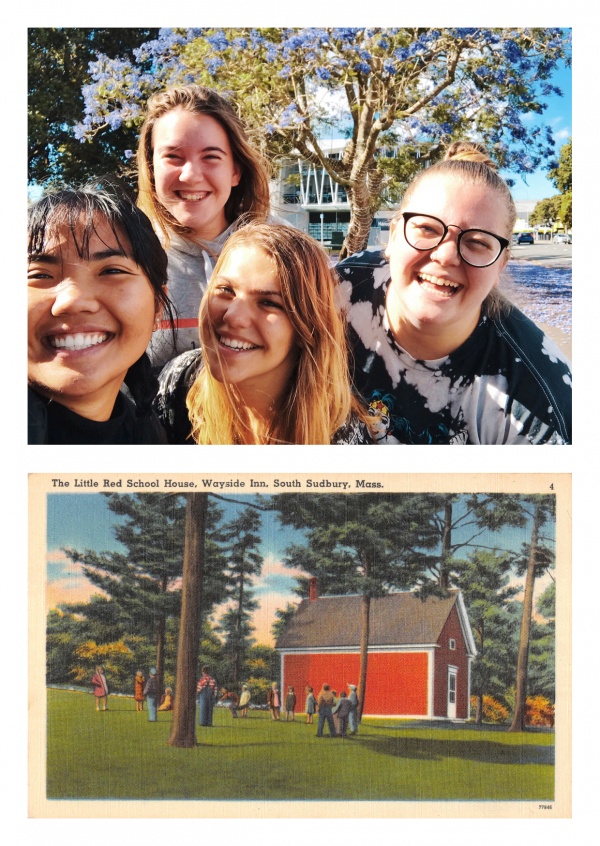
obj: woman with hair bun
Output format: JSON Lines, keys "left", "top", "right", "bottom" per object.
{"left": 337, "top": 141, "right": 572, "bottom": 444}
{"left": 137, "top": 85, "right": 271, "bottom": 368}
{"left": 155, "top": 222, "right": 369, "bottom": 444}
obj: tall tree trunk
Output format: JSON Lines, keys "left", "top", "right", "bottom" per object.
{"left": 168, "top": 493, "right": 207, "bottom": 748}
{"left": 155, "top": 574, "right": 168, "bottom": 695}
{"left": 439, "top": 499, "right": 453, "bottom": 589}
{"left": 474, "top": 624, "right": 484, "bottom": 725}
{"left": 509, "top": 502, "right": 542, "bottom": 732}
{"left": 357, "top": 593, "right": 371, "bottom": 721}
{"left": 475, "top": 693, "right": 483, "bottom": 724}
{"left": 233, "top": 571, "right": 245, "bottom": 685}
{"left": 155, "top": 614, "right": 165, "bottom": 698}
{"left": 338, "top": 175, "right": 378, "bottom": 261}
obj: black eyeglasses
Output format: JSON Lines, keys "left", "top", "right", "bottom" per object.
{"left": 402, "top": 212, "right": 509, "bottom": 268}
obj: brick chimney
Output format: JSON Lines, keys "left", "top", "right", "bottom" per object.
{"left": 309, "top": 577, "right": 318, "bottom": 602}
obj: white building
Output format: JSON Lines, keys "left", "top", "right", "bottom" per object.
{"left": 271, "top": 140, "right": 547, "bottom": 246}
{"left": 270, "top": 139, "right": 396, "bottom": 248}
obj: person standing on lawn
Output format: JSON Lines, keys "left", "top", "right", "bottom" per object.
{"left": 267, "top": 682, "right": 281, "bottom": 721}
{"left": 316, "top": 684, "right": 337, "bottom": 737}
{"left": 238, "top": 684, "right": 251, "bottom": 718}
{"left": 285, "top": 686, "right": 297, "bottom": 721}
{"left": 348, "top": 684, "right": 359, "bottom": 735}
{"left": 91, "top": 665, "right": 109, "bottom": 712}
{"left": 134, "top": 669, "right": 145, "bottom": 712}
{"left": 332, "top": 691, "right": 353, "bottom": 738}
{"left": 197, "top": 666, "right": 218, "bottom": 727}
{"left": 305, "top": 686, "right": 316, "bottom": 725}
{"left": 144, "top": 667, "right": 159, "bottom": 722}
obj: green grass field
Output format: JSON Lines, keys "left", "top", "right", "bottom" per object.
{"left": 47, "top": 689, "right": 554, "bottom": 801}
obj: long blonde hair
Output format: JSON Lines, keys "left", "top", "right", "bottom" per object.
{"left": 137, "top": 85, "right": 270, "bottom": 246}
{"left": 186, "top": 223, "right": 360, "bottom": 444}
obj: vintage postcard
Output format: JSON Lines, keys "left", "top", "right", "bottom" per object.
{"left": 29, "top": 472, "right": 571, "bottom": 818}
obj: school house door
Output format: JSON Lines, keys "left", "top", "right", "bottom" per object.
{"left": 447, "top": 667, "right": 457, "bottom": 719}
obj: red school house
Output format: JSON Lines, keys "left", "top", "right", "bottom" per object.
{"left": 275, "top": 588, "right": 477, "bottom": 720}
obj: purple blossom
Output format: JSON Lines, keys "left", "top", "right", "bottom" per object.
{"left": 316, "top": 67, "right": 332, "bottom": 81}
{"left": 284, "top": 34, "right": 308, "bottom": 51}
{"left": 206, "top": 31, "right": 230, "bottom": 52}
{"left": 332, "top": 28, "right": 359, "bottom": 42}
{"left": 355, "top": 61, "right": 371, "bottom": 75}
{"left": 204, "top": 56, "right": 225, "bottom": 76}
{"left": 383, "top": 59, "right": 397, "bottom": 75}
{"left": 265, "top": 43, "right": 279, "bottom": 63}
{"left": 502, "top": 40, "right": 522, "bottom": 63}
{"left": 73, "top": 124, "right": 87, "bottom": 141}
{"left": 249, "top": 30, "right": 266, "bottom": 49}
{"left": 106, "top": 112, "right": 123, "bottom": 130}
{"left": 124, "top": 149, "right": 134, "bottom": 159}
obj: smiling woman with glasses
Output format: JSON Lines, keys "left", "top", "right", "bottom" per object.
{"left": 336, "top": 141, "right": 572, "bottom": 444}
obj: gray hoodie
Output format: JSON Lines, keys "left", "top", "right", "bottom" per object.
{"left": 147, "top": 224, "right": 236, "bottom": 369}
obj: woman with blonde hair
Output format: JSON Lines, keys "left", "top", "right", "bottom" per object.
{"left": 155, "top": 222, "right": 369, "bottom": 444}
{"left": 137, "top": 84, "right": 271, "bottom": 368}
{"left": 337, "top": 140, "right": 572, "bottom": 444}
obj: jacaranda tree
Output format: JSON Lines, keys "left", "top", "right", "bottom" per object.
{"left": 73, "top": 26, "right": 570, "bottom": 256}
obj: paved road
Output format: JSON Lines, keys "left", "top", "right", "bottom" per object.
{"left": 510, "top": 242, "right": 571, "bottom": 265}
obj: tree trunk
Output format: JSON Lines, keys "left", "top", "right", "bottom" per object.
{"left": 155, "top": 574, "right": 168, "bottom": 695}
{"left": 439, "top": 499, "right": 453, "bottom": 589}
{"left": 357, "top": 594, "right": 371, "bottom": 721}
{"left": 475, "top": 625, "right": 484, "bottom": 725}
{"left": 475, "top": 694, "right": 483, "bottom": 725}
{"left": 168, "top": 493, "right": 207, "bottom": 748}
{"left": 338, "top": 175, "right": 378, "bottom": 261}
{"left": 509, "top": 502, "right": 542, "bottom": 732}
{"left": 155, "top": 614, "right": 165, "bottom": 698}
{"left": 233, "top": 570, "right": 245, "bottom": 685}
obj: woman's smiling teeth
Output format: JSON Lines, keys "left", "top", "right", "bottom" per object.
{"left": 178, "top": 191, "right": 210, "bottom": 201}
{"left": 219, "top": 335, "right": 260, "bottom": 351}
{"left": 48, "top": 332, "right": 110, "bottom": 351}
{"left": 417, "top": 272, "right": 462, "bottom": 293}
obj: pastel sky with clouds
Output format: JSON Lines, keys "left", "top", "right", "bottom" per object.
{"left": 46, "top": 493, "right": 554, "bottom": 645}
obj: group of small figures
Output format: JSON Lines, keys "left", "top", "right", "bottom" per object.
{"left": 267, "top": 682, "right": 360, "bottom": 737}
{"left": 93, "top": 664, "right": 360, "bottom": 736}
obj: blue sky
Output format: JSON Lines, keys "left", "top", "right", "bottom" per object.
{"left": 504, "top": 61, "right": 571, "bottom": 201}
{"left": 46, "top": 493, "right": 552, "bottom": 644}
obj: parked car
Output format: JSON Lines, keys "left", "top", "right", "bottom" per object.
{"left": 517, "top": 232, "right": 534, "bottom": 245}
{"left": 553, "top": 233, "right": 571, "bottom": 244}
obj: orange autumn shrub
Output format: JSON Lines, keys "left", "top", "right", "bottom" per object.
{"left": 470, "top": 694, "right": 509, "bottom": 723}
{"left": 525, "top": 696, "right": 555, "bottom": 727}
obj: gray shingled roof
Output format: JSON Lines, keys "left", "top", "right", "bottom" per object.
{"left": 276, "top": 592, "right": 459, "bottom": 650}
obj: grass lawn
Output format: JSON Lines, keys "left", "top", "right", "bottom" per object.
{"left": 47, "top": 689, "right": 554, "bottom": 802}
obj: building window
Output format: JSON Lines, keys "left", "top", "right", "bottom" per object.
{"left": 449, "top": 638, "right": 456, "bottom": 650}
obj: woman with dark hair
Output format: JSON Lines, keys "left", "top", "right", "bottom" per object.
{"left": 337, "top": 141, "right": 572, "bottom": 444}
{"left": 137, "top": 84, "right": 272, "bottom": 368}
{"left": 28, "top": 185, "right": 174, "bottom": 444}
